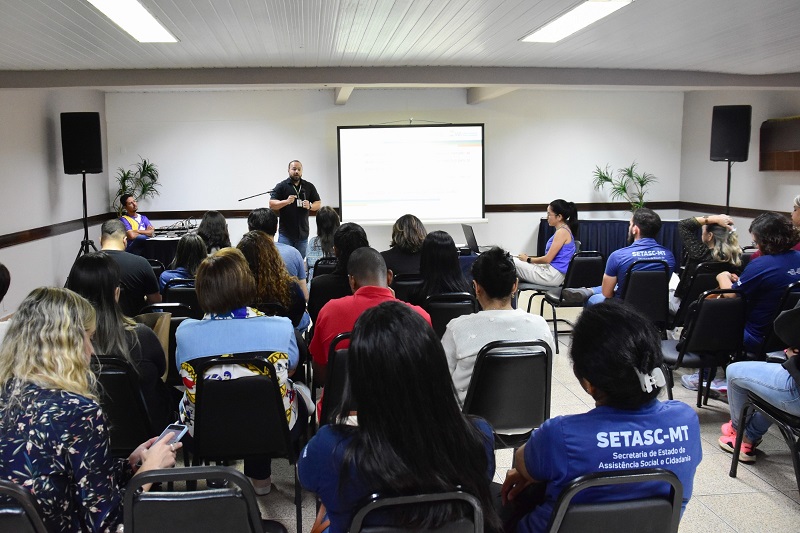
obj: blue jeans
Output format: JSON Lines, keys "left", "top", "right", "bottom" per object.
{"left": 278, "top": 233, "right": 307, "bottom": 259}
{"left": 727, "top": 361, "right": 800, "bottom": 442}
{"left": 586, "top": 286, "right": 607, "bottom": 306}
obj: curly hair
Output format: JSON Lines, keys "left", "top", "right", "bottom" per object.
{"left": 0, "top": 287, "right": 97, "bottom": 405}
{"left": 750, "top": 212, "right": 800, "bottom": 255}
{"left": 237, "top": 231, "right": 298, "bottom": 308}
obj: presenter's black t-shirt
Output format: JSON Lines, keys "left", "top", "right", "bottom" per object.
{"left": 271, "top": 178, "right": 321, "bottom": 241}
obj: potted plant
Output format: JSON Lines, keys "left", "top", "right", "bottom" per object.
{"left": 112, "top": 157, "right": 161, "bottom": 214}
{"left": 592, "top": 162, "right": 657, "bottom": 211}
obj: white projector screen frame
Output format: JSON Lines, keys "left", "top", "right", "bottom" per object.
{"left": 337, "top": 123, "right": 485, "bottom": 224}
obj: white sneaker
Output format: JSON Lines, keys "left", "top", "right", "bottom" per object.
{"left": 710, "top": 378, "right": 727, "bottom": 392}
{"left": 681, "top": 371, "right": 700, "bottom": 391}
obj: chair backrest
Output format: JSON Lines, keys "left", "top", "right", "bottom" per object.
{"left": 423, "top": 293, "right": 479, "bottom": 338}
{"left": 0, "top": 480, "right": 48, "bottom": 533}
{"left": 561, "top": 252, "right": 605, "bottom": 290}
{"left": 320, "top": 332, "right": 354, "bottom": 426}
{"left": 350, "top": 491, "right": 484, "bottom": 533}
{"left": 390, "top": 274, "right": 424, "bottom": 304}
{"left": 163, "top": 277, "right": 195, "bottom": 290}
{"left": 462, "top": 340, "right": 552, "bottom": 448}
{"left": 546, "top": 468, "right": 682, "bottom": 533}
{"left": 148, "top": 258, "right": 166, "bottom": 278}
{"left": 163, "top": 284, "right": 203, "bottom": 319}
{"left": 91, "top": 355, "right": 154, "bottom": 457}
{"left": 671, "top": 261, "right": 730, "bottom": 327}
{"left": 191, "top": 353, "right": 294, "bottom": 462}
{"left": 757, "top": 280, "right": 800, "bottom": 355}
{"left": 314, "top": 257, "right": 338, "bottom": 277}
{"left": 678, "top": 289, "right": 746, "bottom": 362}
{"left": 124, "top": 466, "right": 270, "bottom": 533}
{"left": 621, "top": 260, "right": 670, "bottom": 332}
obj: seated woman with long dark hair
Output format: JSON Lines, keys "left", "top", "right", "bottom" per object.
{"left": 0, "top": 287, "right": 179, "bottom": 533}
{"left": 409, "top": 230, "right": 471, "bottom": 305}
{"left": 176, "top": 247, "right": 307, "bottom": 495}
{"left": 306, "top": 206, "right": 340, "bottom": 283}
{"left": 196, "top": 210, "right": 231, "bottom": 254}
{"left": 514, "top": 199, "right": 578, "bottom": 287}
{"left": 500, "top": 302, "right": 701, "bottom": 532}
{"left": 67, "top": 252, "right": 179, "bottom": 429}
{"left": 238, "top": 230, "right": 309, "bottom": 330}
{"left": 299, "top": 301, "right": 499, "bottom": 532}
{"left": 160, "top": 232, "right": 207, "bottom": 292}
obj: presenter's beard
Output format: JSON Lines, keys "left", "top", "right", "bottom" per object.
{"left": 627, "top": 230, "right": 635, "bottom": 246}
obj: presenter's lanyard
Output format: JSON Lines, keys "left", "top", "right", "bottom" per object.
{"left": 293, "top": 183, "right": 303, "bottom": 199}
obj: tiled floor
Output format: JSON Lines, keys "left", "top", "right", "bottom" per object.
{"left": 244, "top": 299, "right": 800, "bottom": 532}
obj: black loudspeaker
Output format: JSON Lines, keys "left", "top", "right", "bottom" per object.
{"left": 710, "top": 105, "right": 752, "bottom": 162}
{"left": 60, "top": 112, "right": 103, "bottom": 174}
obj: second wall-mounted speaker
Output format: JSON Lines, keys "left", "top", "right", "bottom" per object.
{"left": 710, "top": 105, "right": 752, "bottom": 162}
{"left": 60, "top": 112, "right": 103, "bottom": 175}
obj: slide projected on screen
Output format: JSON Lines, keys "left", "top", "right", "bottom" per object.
{"left": 338, "top": 124, "right": 484, "bottom": 224}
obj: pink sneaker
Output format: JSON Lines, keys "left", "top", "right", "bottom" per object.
{"left": 718, "top": 424, "right": 756, "bottom": 464}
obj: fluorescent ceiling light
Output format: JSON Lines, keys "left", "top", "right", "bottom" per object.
{"left": 522, "top": 0, "right": 633, "bottom": 43}
{"left": 86, "top": 0, "right": 177, "bottom": 43}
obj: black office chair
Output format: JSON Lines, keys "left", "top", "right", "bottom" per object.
{"left": 545, "top": 469, "right": 683, "bottom": 533}
{"left": 350, "top": 491, "right": 483, "bottom": 533}
{"left": 148, "top": 258, "right": 166, "bottom": 278}
{"left": 668, "top": 261, "right": 730, "bottom": 329}
{"left": 516, "top": 241, "right": 582, "bottom": 313}
{"left": 390, "top": 274, "right": 424, "bottom": 304}
{"left": 189, "top": 353, "right": 302, "bottom": 533}
{"left": 123, "top": 466, "right": 288, "bottom": 533}
{"left": 753, "top": 280, "right": 800, "bottom": 360}
{"left": 319, "top": 332, "right": 356, "bottom": 427}
{"left": 661, "top": 289, "right": 746, "bottom": 407}
{"left": 313, "top": 257, "right": 338, "bottom": 278}
{"left": 621, "top": 259, "right": 670, "bottom": 336}
{"left": 423, "top": 293, "right": 479, "bottom": 339}
{"left": 91, "top": 355, "right": 154, "bottom": 458}
{"left": 729, "top": 391, "right": 800, "bottom": 494}
{"left": 254, "top": 301, "right": 290, "bottom": 318}
{"left": 0, "top": 479, "right": 48, "bottom": 533}
{"left": 540, "top": 252, "right": 605, "bottom": 353}
{"left": 739, "top": 246, "right": 758, "bottom": 270}
{"left": 462, "top": 340, "right": 552, "bottom": 449}
{"left": 163, "top": 281, "right": 203, "bottom": 319}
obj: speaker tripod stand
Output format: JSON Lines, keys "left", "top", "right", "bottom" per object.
{"left": 74, "top": 171, "right": 97, "bottom": 262}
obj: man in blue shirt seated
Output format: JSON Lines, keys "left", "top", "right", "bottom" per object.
{"left": 562, "top": 207, "right": 676, "bottom": 305}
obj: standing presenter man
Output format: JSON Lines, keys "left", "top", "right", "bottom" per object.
{"left": 269, "top": 160, "right": 321, "bottom": 258}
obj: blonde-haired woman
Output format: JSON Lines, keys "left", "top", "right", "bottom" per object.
{"left": 0, "top": 287, "right": 178, "bottom": 533}
{"left": 672, "top": 214, "right": 742, "bottom": 314}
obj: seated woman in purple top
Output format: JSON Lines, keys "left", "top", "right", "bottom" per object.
{"left": 299, "top": 301, "right": 500, "bottom": 533}
{"left": 500, "top": 301, "right": 701, "bottom": 533}
{"left": 515, "top": 199, "right": 578, "bottom": 287}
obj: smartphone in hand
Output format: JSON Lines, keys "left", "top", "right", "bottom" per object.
{"left": 157, "top": 423, "right": 188, "bottom": 445}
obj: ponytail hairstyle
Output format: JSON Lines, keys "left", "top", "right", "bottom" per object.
{"left": 337, "top": 302, "right": 500, "bottom": 530}
{"left": 705, "top": 223, "right": 742, "bottom": 267}
{"left": 570, "top": 300, "right": 664, "bottom": 408}
{"left": 549, "top": 199, "right": 579, "bottom": 235}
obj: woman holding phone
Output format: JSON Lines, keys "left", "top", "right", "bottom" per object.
{"left": 0, "top": 287, "right": 179, "bottom": 533}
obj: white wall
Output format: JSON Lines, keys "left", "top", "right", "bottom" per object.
{"left": 106, "top": 88, "right": 685, "bottom": 254}
{"left": 680, "top": 90, "right": 800, "bottom": 213}
{"left": 0, "top": 88, "right": 107, "bottom": 311}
